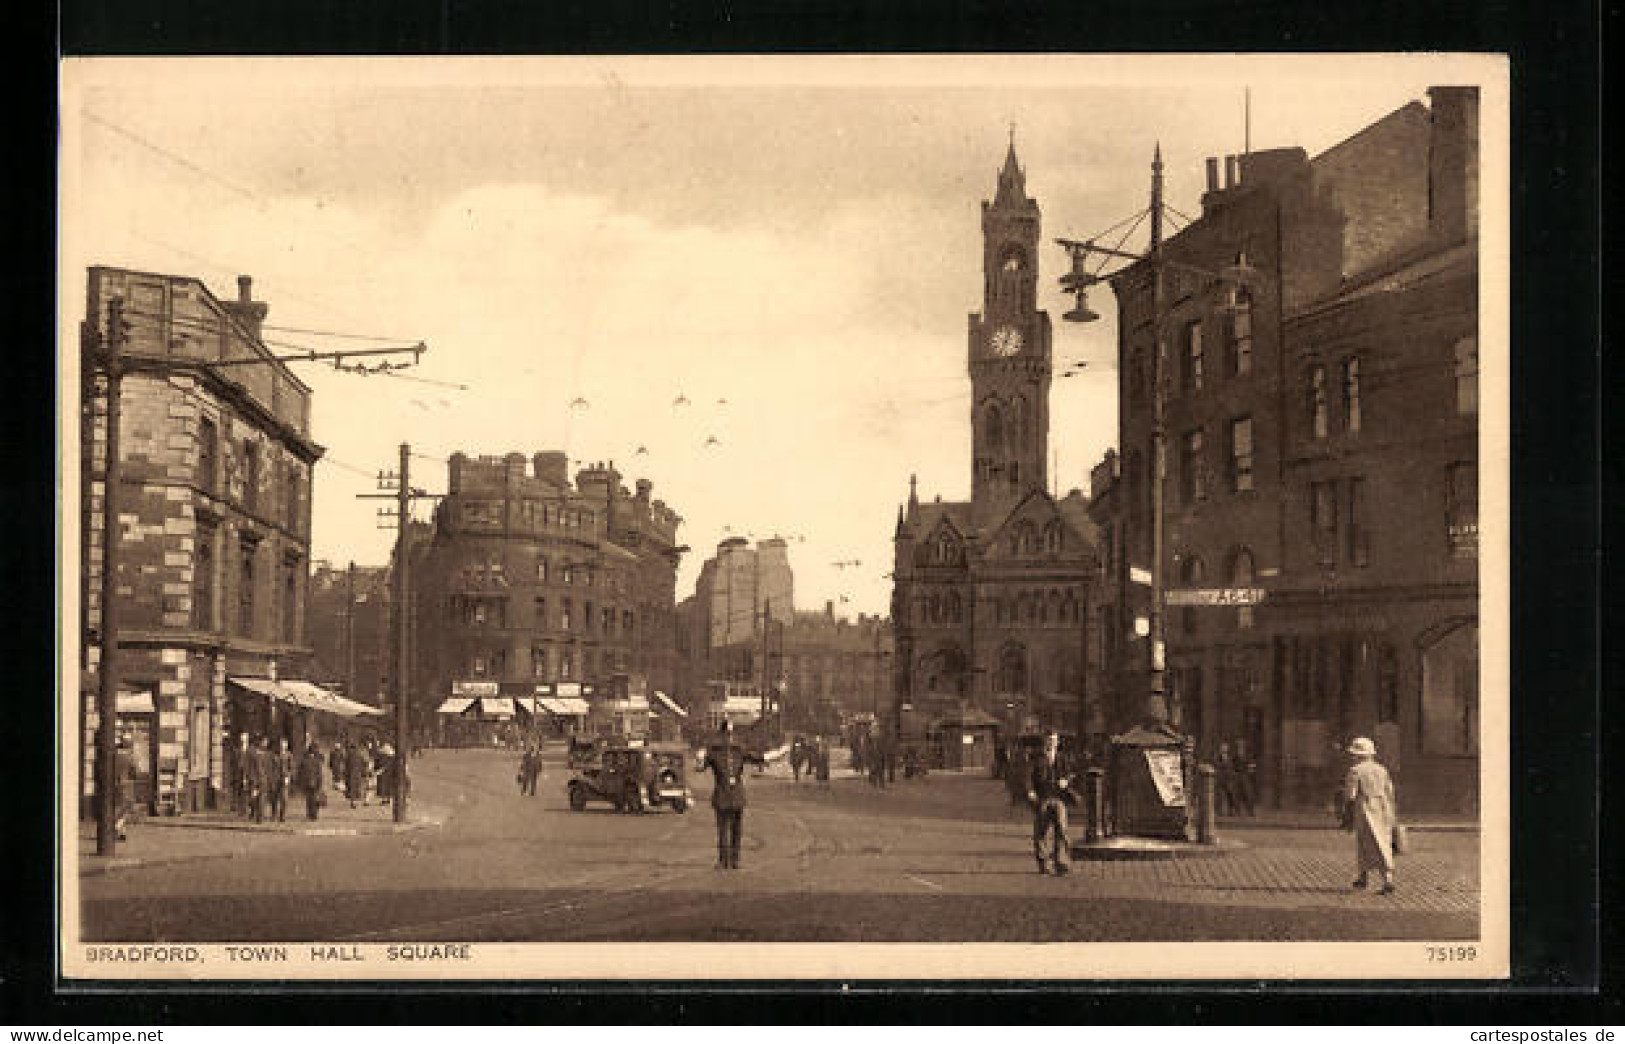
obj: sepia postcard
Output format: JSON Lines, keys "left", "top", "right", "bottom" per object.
{"left": 58, "top": 53, "right": 1509, "bottom": 982}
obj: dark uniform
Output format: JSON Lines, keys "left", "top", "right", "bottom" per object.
{"left": 269, "top": 742, "right": 293, "bottom": 822}
{"left": 248, "top": 740, "right": 275, "bottom": 823}
{"left": 297, "top": 746, "right": 326, "bottom": 820}
{"left": 519, "top": 748, "right": 541, "bottom": 796}
{"left": 1028, "top": 745, "right": 1074, "bottom": 874}
{"left": 698, "top": 726, "right": 765, "bottom": 869}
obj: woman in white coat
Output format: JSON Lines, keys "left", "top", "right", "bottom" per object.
{"left": 1343, "top": 736, "right": 1397, "bottom": 894}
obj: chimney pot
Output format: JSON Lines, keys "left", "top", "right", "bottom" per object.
{"left": 238, "top": 275, "right": 253, "bottom": 303}
{"left": 1205, "top": 157, "right": 1219, "bottom": 192}
{"left": 1224, "top": 155, "right": 1238, "bottom": 188}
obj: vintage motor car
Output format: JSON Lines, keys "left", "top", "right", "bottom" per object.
{"left": 567, "top": 742, "right": 691, "bottom": 814}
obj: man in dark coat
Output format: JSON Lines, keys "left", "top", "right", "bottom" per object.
{"left": 519, "top": 745, "right": 541, "bottom": 796}
{"left": 112, "top": 734, "right": 138, "bottom": 841}
{"left": 231, "top": 732, "right": 253, "bottom": 816}
{"left": 297, "top": 742, "right": 326, "bottom": 820}
{"left": 1027, "top": 731, "right": 1075, "bottom": 875}
{"left": 269, "top": 737, "right": 293, "bottom": 822}
{"left": 344, "top": 740, "right": 370, "bottom": 808}
{"left": 248, "top": 736, "right": 274, "bottom": 824}
{"left": 697, "top": 720, "right": 766, "bottom": 870}
{"left": 328, "top": 737, "right": 346, "bottom": 793}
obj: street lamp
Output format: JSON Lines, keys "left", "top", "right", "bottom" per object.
{"left": 1056, "top": 144, "right": 1260, "bottom": 729}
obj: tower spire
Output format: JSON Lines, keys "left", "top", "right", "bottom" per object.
{"left": 994, "top": 133, "right": 1026, "bottom": 207}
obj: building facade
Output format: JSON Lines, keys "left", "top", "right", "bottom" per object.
{"left": 675, "top": 536, "right": 795, "bottom": 707}
{"left": 80, "top": 268, "right": 321, "bottom": 814}
{"left": 409, "top": 452, "right": 683, "bottom": 734}
{"left": 304, "top": 562, "right": 391, "bottom": 706}
{"left": 781, "top": 605, "right": 893, "bottom": 730}
{"left": 1090, "top": 87, "right": 1480, "bottom": 811}
{"left": 890, "top": 145, "right": 1103, "bottom": 737}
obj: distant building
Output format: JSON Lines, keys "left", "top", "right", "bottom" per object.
{"left": 304, "top": 562, "right": 390, "bottom": 706}
{"left": 408, "top": 453, "right": 683, "bottom": 737}
{"left": 781, "top": 604, "right": 892, "bottom": 729}
{"left": 676, "top": 536, "right": 795, "bottom": 706}
{"left": 1089, "top": 87, "right": 1480, "bottom": 811}
{"left": 79, "top": 268, "right": 321, "bottom": 814}
{"left": 889, "top": 144, "right": 1104, "bottom": 747}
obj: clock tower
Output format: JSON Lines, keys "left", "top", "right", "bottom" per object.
{"left": 969, "top": 141, "right": 1052, "bottom": 512}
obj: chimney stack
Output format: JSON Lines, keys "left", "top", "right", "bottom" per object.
{"left": 1205, "top": 157, "right": 1220, "bottom": 192}
{"left": 1224, "top": 155, "right": 1239, "bottom": 188}
{"left": 223, "top": 273, "right": 269, "bottom": 340}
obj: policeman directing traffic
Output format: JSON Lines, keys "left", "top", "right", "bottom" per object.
{"left": 696, "top": 720, "right": 766, "bottom": 870}
{"left": 1027, "top": 730, "right": 1076, "bottom": 875}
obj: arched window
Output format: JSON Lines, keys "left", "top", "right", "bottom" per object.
{"left": 994, "top": 643, "right": 1028, "bottom": 694}
{"left": 1044, "top": 520, "right": 1064, "bottom": 552}
{"left": 1048, "top": 590, "right": 1065, "bottom": 626}
{"left": 1231, "top": 547, "right": 1256, "bottom": 629}
{"left": 1010, "top": 396, "right": 1029, "bottom": 449}
{"left": 946, "top": 590, "right": 962, "bottom": 623}
{"left": 935, "top": 533, "right": 957, "bottom": 564}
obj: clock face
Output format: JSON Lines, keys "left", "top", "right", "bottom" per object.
{"left": 990, "top": 326, "right": 1024, "bottom": 357}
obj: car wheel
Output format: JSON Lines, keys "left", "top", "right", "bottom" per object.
{"left": 568, "top": 785, "right": 587, "bottom": 811}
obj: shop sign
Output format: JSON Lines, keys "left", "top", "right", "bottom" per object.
{"left": 1145, "top": 749, "right": 1187, "bottom": 807}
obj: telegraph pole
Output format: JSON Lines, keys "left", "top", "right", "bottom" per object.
{"left": 94, "top": 297, "right": 126, "bottom": 856}
{"left": 1148, "top": 143, "right": 1170, "bottom": 715}
{"left": 392, "top": 443, "right": 411, "bottom": 822}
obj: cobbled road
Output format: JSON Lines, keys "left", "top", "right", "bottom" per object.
{"left": 80, "top": 748, "right": 1479, "bottom": 943}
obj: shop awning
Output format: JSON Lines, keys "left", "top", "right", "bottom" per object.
{"left": 538, "top": 697, "right": 590, "bottom": 716}
{"left": 281, "top": 680, "right": 384, "bottom": 717}
{"left": 479, "top": 697, "right": 516, "bottom": 718}
{"left": 229, "top": 676, "right": 285, "bottom": 701}
{"left": 436, "top": 697, "right": 475, "bottom": 715}
{"left": 652, "top": 691, "right": 689, "bottom": 718}
{"left": 513, "top": 696, "right": 537, "bottom": 715}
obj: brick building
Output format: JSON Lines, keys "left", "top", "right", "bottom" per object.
{"left": 890, "top": 145, "right": 1103, "bottom": 742}
{"left": 304, "top": 562, "right": 390, "bottom": 706}
{"left": 1088, "top": 87, "right": 1480, "bottom": 811}
{"left": 409, "top": 452, "right": 684, "bottom": 736}
{"left": 675, "top": 536, "right": 795, "bottom": 707}
{"left": 79, "top": 267, "right": 321, "bottom": 814}
{"left": 780, "top": 605, "right": 892, "bottom": 729}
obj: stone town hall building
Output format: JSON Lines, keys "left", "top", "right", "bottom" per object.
{"left": 890, "top": 146, "right": 1101, "bottom": 735}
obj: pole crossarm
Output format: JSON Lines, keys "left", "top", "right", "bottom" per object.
{"left": 1056, "top": 237, "right": 1242, "bottom": 283}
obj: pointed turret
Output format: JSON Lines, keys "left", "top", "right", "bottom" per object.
{"left": 993, "top": 140, "right": 1027, "bottom": 208}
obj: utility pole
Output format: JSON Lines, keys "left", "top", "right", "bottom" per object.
{"left": 392, "top": 443, "right": 411, "bottom": 822}
{"left": 1148, "top": 143, "right": 1169, "bottom": 717}
{"left": 94, "top": 296, "right": 126, "bottom": 856}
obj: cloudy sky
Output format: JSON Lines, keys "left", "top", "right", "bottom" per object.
{"left": 60, "top": 56, "right": 1475, "bottom": 616}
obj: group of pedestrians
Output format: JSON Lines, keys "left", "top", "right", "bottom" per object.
{"left": 850, "top": 729, "right": 897, "bottom": 788}
{"left": 1215, "top": 739, "right": 1259, "bottom": 817}
{"left": 517, "top": 744, "right": 544, "bottom": 795}
{"left": 787, "top": 735, "right": 831, "bottom": 787}
{"left": 222, "top": 731, "right": 401, "bottom": 823}
{"left": 322, "top": 734, "right": 402, "bottom": 811}
{"left": 225, "top": 733, "right": 301, "bottom": 823}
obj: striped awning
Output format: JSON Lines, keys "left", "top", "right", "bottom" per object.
{"left": 437, "top": 697, "right": 475, "bottom": 715}
{"left": 479, "top": 697, "right": 516, "bottom": 718}
{"left": 538, "top": 697, "right": 589, "bottom": 716}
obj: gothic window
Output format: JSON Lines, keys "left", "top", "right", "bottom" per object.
{"left": 1044, "top": 520, "right": 1064, "bottom": 553}
{"left": 945, "top": 591, "right": 962, "bottom": 623}
{"left": 1048, "top": 590, "right": 1064, "bottom": 625}
{"left": 1310, "top": 480, "right": 1339, "bottom": 561}
{"left": 1011, "top": 396, "right": 1029, "bottom": 449}
{"left": 994, "top": 643, "right": 1028, "bottom": 694}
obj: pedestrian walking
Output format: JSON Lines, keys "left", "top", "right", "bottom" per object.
{"left": 297, "top": 742, "right": 326, "bottom": 820}
{"left": 111, "top": 733, "right": 138, "bottom": 841}
{"left": 518, "top": 745, "right": 541, "bottom": 796}
{"left": 377, "top": 743, "right": 396, "bottom": 807}
{"left": 328, "top": 736, "right": 346, "bottom": 793}
{"left": 270, "top": 736, "right": 292, "bottom": 822}
{"left": 231, "top": 732, "right": 253, "bottom": 815}
{"left": 814, "top": 737, "right": 831, "bottom": 787}
{"left": 697, "top": 720, "right": 766, "bottom": 870}
{"left": 344, "top": 739, "right": 369, "bottom": 809}
{"left": 1215, "top": 741, "right": 1239, "bottom": 816}
{"left": 789, "top": 737, "right": 806, "bottom": 783}
{"left": 1232, "top": 737, "right": 1258, "bottom": 817}
{"left": 1027, "top": 731, "right": 1075, "bottom": 875}
{"left": 248, "top": 735, "right": 274, "bottom": 823}
{"left": 1342, "top": 736, "right": 1398, "bottom": 894}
